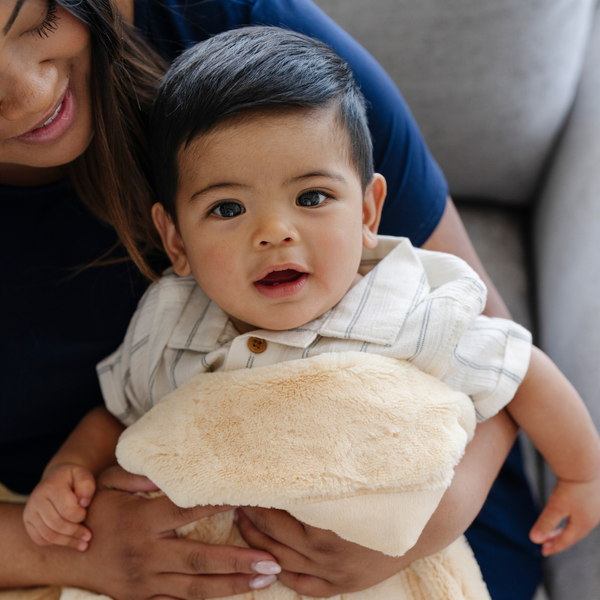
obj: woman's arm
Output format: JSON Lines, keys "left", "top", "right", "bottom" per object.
{"left": 0, "top": 469, "right": 281, "bottom": 598}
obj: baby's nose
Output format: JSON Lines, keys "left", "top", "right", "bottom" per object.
{"left": 253, "top": 216, "right": 298, "bottom": 247}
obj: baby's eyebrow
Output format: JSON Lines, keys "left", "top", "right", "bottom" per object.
{"left": 287, "top": 170, "right": 347, "bottom": 185}
{"left": 189, "top": 182, "right": 249, "bottom": 202}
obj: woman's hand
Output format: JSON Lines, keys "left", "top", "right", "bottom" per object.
{"left": 66, "top": 466, "right": 281, "bottom": 600}
{"left": 237, "top": 507, "right": 408, "bottom": 597}
{"left": 238, "top": 410, "right": 519, "bottom": 598}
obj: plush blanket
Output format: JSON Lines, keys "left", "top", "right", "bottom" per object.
{"left": 2, "top": 352, "right": 490, "bottom": 600}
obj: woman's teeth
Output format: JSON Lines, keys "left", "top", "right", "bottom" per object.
{"left": 38, "top": 102, "right": 63, "bottom": 129}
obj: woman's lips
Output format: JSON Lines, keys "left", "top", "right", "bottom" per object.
{"left": 15, "top": 86, "right": 75, "bottom": 145}
{"left": 254, "top": 270, "right": 308, "bottom": 299}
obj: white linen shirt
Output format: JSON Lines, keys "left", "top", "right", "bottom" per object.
{"left": 98, "top": 236, "right": 532, "bottom": 426}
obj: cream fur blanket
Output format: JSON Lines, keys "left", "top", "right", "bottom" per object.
{"left": 1, "top": 352, "right": 490, "bottom": 600}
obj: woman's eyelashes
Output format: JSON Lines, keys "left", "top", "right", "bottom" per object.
{"left": 296, "top": 190, "right": 331, "bottom": 207}
{"left": 31, "top": 0, "right": 59, "bottom": 39}
{"left": 210, "top": 201, "right": 245, "bottom": 219}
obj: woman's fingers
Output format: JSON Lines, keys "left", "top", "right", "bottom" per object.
{"left": 160, "top": 537, "right": 281, "bottom": 576}
{"left": 238, "top": 507, "right": 406, "bottom": 596}
{"left": 97, "top": 464, "right": 159, "bottom": 493}
{"left": 238, "top": 507, "right": 347, "bottom": 567}
{"left": 237, "top": 508, "right": 319, "bottom": 573}
{"left": 74, "top": 486, "right": 282, "bottom": 599}
{"left": 152, "top": 572, "right": 277, "bottom": 600}
{"left": 150, "top": 495, "right": 237, "bottom": 532}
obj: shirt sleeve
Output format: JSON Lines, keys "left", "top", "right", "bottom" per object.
{"left": 96, "top": 284, "right": 159, "bottom": 426}
{"left": 136, "top": 0, "right": 449, "bottom": 245}
{"left": 439, "top": 316, "right": 532, "bottom": 422}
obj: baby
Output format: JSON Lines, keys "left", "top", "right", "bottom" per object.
{"left": 23, "top": 26, "right": 600, "bottom": 575}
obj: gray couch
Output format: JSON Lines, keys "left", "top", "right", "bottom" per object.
{"left": 312, "top": 1, "right": 600, "bottom": 598}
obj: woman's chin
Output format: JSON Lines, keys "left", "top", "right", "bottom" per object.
{"left": 0, "top": 132, "right": 93, "bottom": 186}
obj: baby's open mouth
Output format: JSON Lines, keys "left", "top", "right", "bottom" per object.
{"left": 256, "top": 269, "right": 305, "bottom": 285}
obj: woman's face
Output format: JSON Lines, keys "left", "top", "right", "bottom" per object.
{"left": 0, "top": 0, "right": 93, "bottom": 185}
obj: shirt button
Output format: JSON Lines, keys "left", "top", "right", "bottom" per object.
{"left": 248, "top": 337, "right": 267, "bottom": 353}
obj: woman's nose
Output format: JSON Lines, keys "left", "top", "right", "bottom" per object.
{"left": 0, "top": 59, "right": 58, "bottom": 122}
{"left": 253, "top": 215, "right": 299, "bottom": 248}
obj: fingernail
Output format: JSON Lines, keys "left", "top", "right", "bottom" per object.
{"left": 548, "top": 528, "right": 563, "bottom": 540}
{"left": 81, "top": 531, "right": 92, "bottom": 542}
{"left": 79, "top": 498, "right": 90, "bottom": 507}
{"left": 77, "top": 542, "right": 88, "bottom": 552}
{"left": 252, "top": 561, "right": 281, "bottom": 575}
{"left": 249, "top": 575, "right": 277, "bottom": 590}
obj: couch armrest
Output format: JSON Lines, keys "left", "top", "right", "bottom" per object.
{"left": 533, "top": 6, "right": 600, "bottom": 600}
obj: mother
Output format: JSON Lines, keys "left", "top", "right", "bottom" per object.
{"left": 0, "top": 0, "right": 541, "bottom": 599}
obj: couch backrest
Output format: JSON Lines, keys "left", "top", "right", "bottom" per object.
{"left": 314, "top": 0, "right": 596, "bottom": 205}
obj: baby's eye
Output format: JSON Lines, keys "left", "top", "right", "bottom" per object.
{"left": 211, "top": 201, "right": 245, "bottom": 218}
{"left": 296, "top": 191, "right": 329, "bottom": 207}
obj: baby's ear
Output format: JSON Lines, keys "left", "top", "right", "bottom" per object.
{"left": 151, "top": 203, "right": 192, "bottom": 276}
{"left": 362, "top": 174, "right": 386, "bottom": 249}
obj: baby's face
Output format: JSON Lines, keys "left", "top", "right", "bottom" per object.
{"left": 153, "top": 108, "right": 385, "bottom": 333}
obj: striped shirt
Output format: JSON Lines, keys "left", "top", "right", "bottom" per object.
{"left": 98, "top": 236, "right": 531, "bottom": 426}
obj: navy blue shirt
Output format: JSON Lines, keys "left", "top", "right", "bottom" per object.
{"left": 1, "top": 0, "right": 446, "bottom": 492}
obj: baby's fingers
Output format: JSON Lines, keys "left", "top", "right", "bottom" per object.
{"left": 539, "top": 513, "right": 598, "bottom": 556}
{"left": 41, "top": 499, "right": 92, "bottom": 546}
{"left": 24, "top": 501, "right": 92, "bottom": 550}
{"left": 30, "top": 515, "right": 91, "bottom": 551}
{"left": 530, "top": 501, "right": 568, "bottom": 546}
{"left": 73, "top": 468, "right": 96, "bottom": 508}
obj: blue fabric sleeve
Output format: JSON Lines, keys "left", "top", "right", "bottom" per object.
{"left": 134, "top": 0, "right": 448, "bottom": 245}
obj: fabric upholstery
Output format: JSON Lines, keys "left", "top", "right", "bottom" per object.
{"left": 534, "top": 6, "right": 600, "bottom": 599}
{"left": 313, "top": 0, "right": 595, "bottom": 204}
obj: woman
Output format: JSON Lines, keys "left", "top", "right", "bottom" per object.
{"left": 0, "top": 0, "right": 541, "bottom": 598}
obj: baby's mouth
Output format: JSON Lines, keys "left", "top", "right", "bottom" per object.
{"left": 256, "top": 269, "right": 305, "bottom": 285}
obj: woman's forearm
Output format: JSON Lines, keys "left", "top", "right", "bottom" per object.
{"left": 422, "top": 197, "right": 512, "bottom": 320}
{"left": 0, "top": 502, "right": 81, "bottom": 588}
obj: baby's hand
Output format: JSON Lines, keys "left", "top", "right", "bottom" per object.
{"left": 23, "top": 463, "right": 96, "bottom": 551}
{"left": 529, "top": 475, "right": 600, "bottom": 555}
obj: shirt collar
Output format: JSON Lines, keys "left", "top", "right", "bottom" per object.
{"left": 316, "top": 236, "right": 429, "bottom": 345}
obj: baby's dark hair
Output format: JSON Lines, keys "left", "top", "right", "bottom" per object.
{"left": 149, "top": 26, "right": 374, "bottom": 221}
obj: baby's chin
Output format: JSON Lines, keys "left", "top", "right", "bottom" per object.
{"left": 228, "top": 275, "right": 363, "bottom": 334}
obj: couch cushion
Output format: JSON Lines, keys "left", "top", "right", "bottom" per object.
{"left": 314, "top": 0, "right": 595, "bottom": 204}
{"left": 456, "top": 204, "right": 532, "bottom": 331}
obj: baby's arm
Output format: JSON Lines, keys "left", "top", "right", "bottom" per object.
{"left": 507, "top": 346, "right": 600, "bottom": 555}
{"left": 23, "top": 407, "right": 125, "bottom": 551}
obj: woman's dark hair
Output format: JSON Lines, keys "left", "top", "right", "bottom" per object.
{"left": 59, "top": 0, "right": 167, "bottom": 279}
{"left": 150, "top": 26, "right": 374, "bottom": 223}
